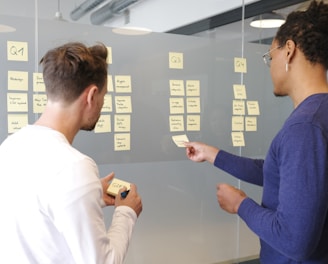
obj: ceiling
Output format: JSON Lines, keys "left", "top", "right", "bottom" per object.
{"left": 0, "top": 0, "right": 310, "bottom": 41}
{"left": 1, "top": 0, "right": 257, "bottom": 32}
{"left": 57, "top": 0, "right": 260, "bottom": 32}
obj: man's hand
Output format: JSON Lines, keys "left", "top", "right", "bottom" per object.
{"left": 116, "top": 184, "right": 143, "bottom": 217}
{"left": 216, "top": 183, "right": 247, "bottom": 214}
{"left": 184, "top": 141, "right": 219, "bottom": 164}
{"left": 101, "top": 172, "right": 115, "bottom": 206}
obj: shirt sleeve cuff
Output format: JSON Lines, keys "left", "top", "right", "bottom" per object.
{"left": 114, "top": 205, "right": 138, "bottom": 222}
{"left": 237, "top": 197, "right": 257, "bottom": 219}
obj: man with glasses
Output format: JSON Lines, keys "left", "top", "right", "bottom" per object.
{"left": 184, "top": 1, "right": 328, "bottom": 263}
{"left": 262, "top": 46, "right": 281, "bottom": 68}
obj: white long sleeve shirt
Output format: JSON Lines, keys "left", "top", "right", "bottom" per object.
{"left": 0, "top": 125, "right": 137, "bottom": 264}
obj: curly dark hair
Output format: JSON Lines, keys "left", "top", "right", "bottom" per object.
{"left": 40, "top": 42, "right": 108, "bottom": 103}
{"left": 275, "top": 0, "right": 328, "bottom": 68}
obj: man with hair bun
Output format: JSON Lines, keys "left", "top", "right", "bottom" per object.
{"left": 0, "top": 42, "right": 143, "bottom": 263}
{"left": 184, "top": 1, "right": 328, "bottom": 263}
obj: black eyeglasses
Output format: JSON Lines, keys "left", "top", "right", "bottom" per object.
{"left": 262, "top": 46, "right": 281, "bottom": 67}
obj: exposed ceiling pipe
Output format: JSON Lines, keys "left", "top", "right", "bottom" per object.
{"left": 70, "top": 0, "right": 107, "bottom": 21}
{"left": 90, "top": 2, "right": 115, "bottom": 25}
{"left": 90, "top": 0, "right": 139, "bottom": 25}
{"left": 111, "top": 0, "right": 138, "bottom": 14}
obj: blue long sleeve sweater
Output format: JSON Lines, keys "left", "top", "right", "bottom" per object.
{"left": 214, "top": 94, "right": 328, "bottom": 263}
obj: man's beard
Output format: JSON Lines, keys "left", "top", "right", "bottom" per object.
{"left": 273, "top": 91, "right": 288, "bottom": 97}
{"left": 81, "top": 123, "right": 97, "bottom": 131}
{"left": 81, "top": 116, "right": 100, "bottom": 131}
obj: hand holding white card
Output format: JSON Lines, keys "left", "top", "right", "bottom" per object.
{"left": 172, "top": 134, "right": 189, "bottom": 147}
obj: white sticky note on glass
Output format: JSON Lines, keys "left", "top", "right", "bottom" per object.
{"left": 172, "top": 134, "right": 189, "bottom": 147}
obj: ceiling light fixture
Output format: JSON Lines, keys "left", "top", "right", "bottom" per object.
{"left": 0, "top": 24, "right": 16, "bottom": 33}
{"left": 250, "top": 12, "right": 285, "bottom": 28}
{"left": 112, "top": 26, "right": 151, "bottom": 35}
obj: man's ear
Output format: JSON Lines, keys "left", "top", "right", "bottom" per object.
{"left": 85, "top": 85, "right": 98, "bottom": 106}
{"left": 285, "top": 39, "right": 296, "bottom": 63}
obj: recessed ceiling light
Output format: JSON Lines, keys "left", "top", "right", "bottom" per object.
{"left": 0, "top": 24, "right": 16, "bottom": 33}
{"left": 250, "top": 13, "right": 285, "bottom": 28}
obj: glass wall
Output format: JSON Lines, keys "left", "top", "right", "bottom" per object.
{"left": 0, "top": 0, "right": 301, "bottom": 263}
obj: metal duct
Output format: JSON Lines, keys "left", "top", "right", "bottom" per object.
{"left": 90, "top": 0, "right": 139, "bottom": 25}
{"left": 70, "top": 0, "right": 107, "bottom": 21}
{"left": 90, "top": 2, "right": 115, "bottom": 25}
{"left": 111, "top": 0, "right": 138, "bottom": 14}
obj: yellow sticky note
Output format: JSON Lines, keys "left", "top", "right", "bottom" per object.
{"left": 33, "top": 94, "right": 47, "bottom": 113}
{"left": 107, "top": 75, "right": 114, "bottom": 92}
{"left": 7, "top": 93, "right": 28, "bottom": 112}
{"left": 115, "top": 75, "right": 131, "bottom": 93}
{"left": 169, "top": 115, "right": 184, "bottom": 132}
{"left": 232, "top": 116, "right": 244, "bottom": 131}
{"left": 172, "top": 134, "right": 189, "bottom": 147}
{"left": 245, "top": 116, "right": 257, "bottom": 132}
{"left": 247, "top": 101, "right": 260, "bottom": 115}
{"left": 186, "top": 97, "right": 200, "bottom": 113}
{"left": 106, "top": 46, "right": 112, "bottom": 64}
{"left": 169, "top": 98, "right": 184, "bottom": 114}
{"left": 114, "top": 133, "right": 131, "bottom": 151}
{"left": 169, "top": 80, "right": 185, "bottom": 96}
{"left": 107, "top": 178, "right": 131, "bottom": 197}
{"left": 8, "top": 71, "right": 28, "bottom": 91}
{"left": 95, "top": 115, "right": 111, "bottom": 133}
{"left": 7, "top": 41, "right": 28, "bottom": 61}
{"left": 169, "top": 52, "right": 183, "bottom": 69}
{"left": 234, "top": 57, "right": 247, "bottom": 73}
{"left": 7, "top": 114, "right": 28, "bottom": 134}
{"left": 33, "top": 73, "right": 45, "bottom": 92}
{"left": 114, "top": 115, "right": 131, "bottom": 132}
{"left": 186, "top": 80, "right": 200, "bottom": 96}
{"left": 232, "top": 100, "right": 245, "bottom": 116}
{"left": 115, "top": 96, "right": 132, "bottom": 113}
{"left": 231, "top": 132, "right": 245, "bottom": 147}
{"left": 187, "top": 115, "right": 200, "bottom": 131}
{"left": 233, "top": 84, "right": 247, "bottom": 99}
{"left": 102, "top": 94, "right": 113, "bottom": 112}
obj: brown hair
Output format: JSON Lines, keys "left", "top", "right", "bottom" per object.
{"left": 40, "top": 42, "right": 108, "bottom": 103}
